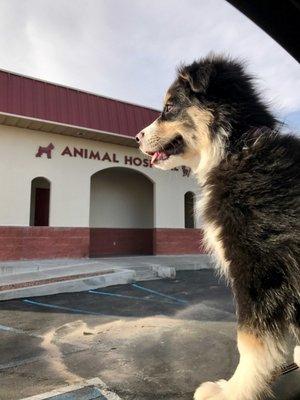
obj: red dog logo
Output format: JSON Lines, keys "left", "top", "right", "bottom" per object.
{"left": 35, "top": 143, "right": 55, "bottom": 159}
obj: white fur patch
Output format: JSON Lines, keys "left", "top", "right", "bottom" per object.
{"left": 222, "top": 334, "right": 285, "bottom": 400}
{"left": 193, "top": 127, "right": 231, "bottom": 277}
{"left": 194, "top": 334, "right": 285, "bottom": 400}
{"left": 195, "top": 127, "right": 228, "bottom": 183}
{"left": 203, "top": 221, "right": 230, "bottom": 279}
{"left": 294, "top": 346, "right": 300, "bottom": 367}
{"left": 194, "top": 381, "right": 226, "bottom": 400}
{"left": 196, "top": 187, "right": 230, "bottom": 278}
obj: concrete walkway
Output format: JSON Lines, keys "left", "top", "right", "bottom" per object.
{"left": 0, "top": 255, "right": 212, "bottom": 300}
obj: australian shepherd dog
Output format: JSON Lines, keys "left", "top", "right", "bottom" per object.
{"left": 136, "top": 55, "right": 300, "bottom": 400}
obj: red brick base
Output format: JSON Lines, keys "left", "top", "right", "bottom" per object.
{"left": 0, "top": 226, "right": 205, "bottom": 261}
{"left": 90, "top": 228, "right": 153, "bottom": 257}
{"left": 153, "top": 228, "right": 205, "bottom": 255}
{"left": 0, "top": 227, "right": 90, "bottom": 261}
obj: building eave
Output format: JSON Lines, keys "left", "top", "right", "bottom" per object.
{"left": 0, "top": 111, "right": 138, "bottom": 148}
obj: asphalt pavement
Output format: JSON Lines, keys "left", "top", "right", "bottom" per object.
{"left": 0, "top": 270, "right": 299, "bottom": 400}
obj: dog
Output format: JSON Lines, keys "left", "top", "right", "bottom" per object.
{"left": 136, "top": 55, "right": 300, "bottom": 400}
{"left": 35, "top": 142, "right": 55, "bottom": 159}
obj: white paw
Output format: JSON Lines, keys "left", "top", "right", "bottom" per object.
{"left": 194, "top": 380, "right": 227, "bottom": 400}
{"left": 294, "top": 346, "right": 300, "bottom": 367}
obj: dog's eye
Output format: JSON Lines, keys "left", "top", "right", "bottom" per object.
{"left": 164, "top": 103, "right": 173, "bottom": 113}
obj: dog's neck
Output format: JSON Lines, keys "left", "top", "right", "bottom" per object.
{"left": 193, "top": 127, "right": 228, "bottom": 185}
{"left": 193, "top": 118, "right": 277, "bottom": 185}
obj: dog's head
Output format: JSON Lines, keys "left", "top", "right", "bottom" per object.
{"left": 136, "top": 55, "right": 275, "bottom": 175}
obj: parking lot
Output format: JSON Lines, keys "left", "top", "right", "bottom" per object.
{"left": 0, "top": 269, "right": 299, "bottom": 400}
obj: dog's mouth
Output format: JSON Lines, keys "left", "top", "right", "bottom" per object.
{"left": 146, "top": 135, "right": 185, "bottom": 165}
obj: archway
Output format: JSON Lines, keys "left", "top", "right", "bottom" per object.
{"left": 185, "top": 191, "right": 195, "bottom": 229}
{"left": 30, "top": 177, "right": 51, "bottom": 226}
{"left": 89, "top": 167, "right": 154, "bottom": 256}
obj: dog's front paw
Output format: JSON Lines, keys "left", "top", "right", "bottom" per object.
{"left": 194, "top": 380, "right": 227, "bottom": 400}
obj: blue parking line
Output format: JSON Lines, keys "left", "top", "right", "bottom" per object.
{"left": 132, "top": 283, "right": 188, "bottom": 305}
{"left": 23, "top": 299, "right": 104, "bottom": 316}
{"left": 88, "top": 289, "right": 177, "bottom": 305}
{"left": 0, "top": 324, "right": 42, "bottom": 338}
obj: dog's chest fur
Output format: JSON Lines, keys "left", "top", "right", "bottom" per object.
{"left": 197, "top": 185, "right": 230, "bottom": 278}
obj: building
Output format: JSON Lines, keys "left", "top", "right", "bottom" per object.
{"left": 0, "top": 69, "right": 204, "bottom": 261}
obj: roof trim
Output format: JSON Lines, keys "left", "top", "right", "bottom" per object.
{"left": 0, "top": 67, "right": 160, "bottom": 113}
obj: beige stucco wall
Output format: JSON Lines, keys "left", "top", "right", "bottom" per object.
{"left": 0, "top": 124, "right": 201, "bottom": 228}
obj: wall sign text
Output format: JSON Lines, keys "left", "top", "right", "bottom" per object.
{"left": 35, "top": 143, "right": 191, "bottom": 177}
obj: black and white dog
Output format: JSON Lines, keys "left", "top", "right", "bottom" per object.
{"left": 136, "top": 55, "right": 300, "bottom": 400}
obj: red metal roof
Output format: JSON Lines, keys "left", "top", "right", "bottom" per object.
{"left": 0, "top": 69, "right": 159, "bottom": 139}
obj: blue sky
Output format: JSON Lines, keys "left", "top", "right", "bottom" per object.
{"left": 283, "top": 111, "right": 300, "bottom": 131}
{"left": 0, "top": 0, "right": 299, "bottom": 131}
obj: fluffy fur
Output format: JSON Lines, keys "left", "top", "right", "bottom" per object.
{"left": 137, "top": 55, "right": 300, "bottom": 400}
{"left": 295, "top": 346, "right": 300, "bottom": 367}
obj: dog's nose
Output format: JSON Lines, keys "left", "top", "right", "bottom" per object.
{"left": 135, "top": 131, "right": 145, "bottom": 143}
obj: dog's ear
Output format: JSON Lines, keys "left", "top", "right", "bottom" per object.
{"left": 178, "top": 61, "right": 214, "bottom": 93}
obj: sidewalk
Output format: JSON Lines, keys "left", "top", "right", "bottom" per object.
{"left": 0, "top": 255, "right": 212, "bottom": 300}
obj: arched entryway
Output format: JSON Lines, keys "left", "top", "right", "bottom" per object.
{"left": 89, "top": 167, "right": 154, "bottom": 256}
{"left": 30, "top": 177, "right": 51, "bottom": 226}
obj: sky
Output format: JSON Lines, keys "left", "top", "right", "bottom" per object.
{"left": 0, "top": 0, "right": 299, "bottom": 130}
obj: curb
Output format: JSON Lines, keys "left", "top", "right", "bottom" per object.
{"left": 172, "top": 255, "right": 213, "bottom": 271}
{"left": 0, "top": 269, "right": 135, "bottom": 301}
{"left": 152, "top": 265, "right": 176, "bottom": 279}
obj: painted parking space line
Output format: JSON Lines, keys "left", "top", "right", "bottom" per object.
{"left": 0, "top": 324, "right": 42, "bottom": 338}
{"left": 132, "top": 283, "right": 188, "bottom": 305}
{"left": 23, "top": 299, "right": 104, "bottom": 316}
{"left": 88, "top": 289, "right": 179, "bottom": 305}
{"left": 20, "top": 377, "right": 123, "bottom": 400}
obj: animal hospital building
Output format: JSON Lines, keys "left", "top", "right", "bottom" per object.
{"left": 0, "top": 70, "right": 204, "bottom": 261}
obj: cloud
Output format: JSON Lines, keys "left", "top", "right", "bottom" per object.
{"left": 0, "top": 0, "right": 299, "bottom": 127}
